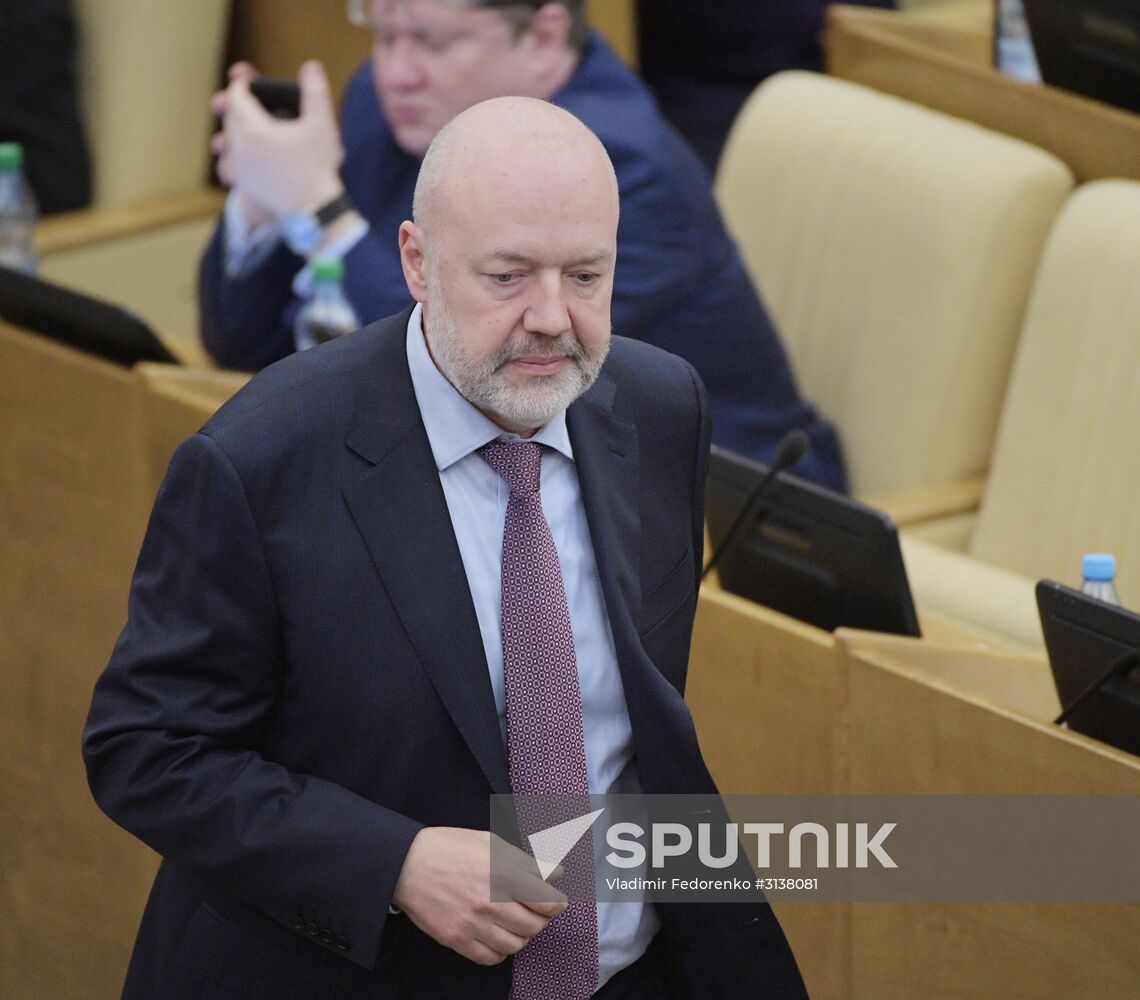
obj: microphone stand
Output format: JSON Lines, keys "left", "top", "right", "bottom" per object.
{"left": 702, "top": 431, "right": 809, "bottom": 583}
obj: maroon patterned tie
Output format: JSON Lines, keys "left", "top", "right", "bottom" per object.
{"left": 479, "top": 440, "right": 599, "bottom": 1000}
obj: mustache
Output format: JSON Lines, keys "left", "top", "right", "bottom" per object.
{"left": 491, "top": 335, "right": 588, "bottom": 371}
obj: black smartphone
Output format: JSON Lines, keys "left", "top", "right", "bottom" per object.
{"left": 250, "top": 77, "right": 301, "bottom": 120}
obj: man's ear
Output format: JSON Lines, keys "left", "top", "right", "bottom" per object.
{"left": 398, "top": 221, "right": 430, "bottom": 304}
{"left": 522, "top": 2, "right": 572, "bottom": 57}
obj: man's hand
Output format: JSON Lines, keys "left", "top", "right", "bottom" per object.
{"left": 392, "top": 827, "right": 568, "bottom": 966}
{"left": 210, "top": 60, "right": 345, "bottom": 227}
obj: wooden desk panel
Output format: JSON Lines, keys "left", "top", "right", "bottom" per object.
{"left": 687, "top": 588, "right": 851, "bottom": 1000}
{"left": 838, "top": 630, "right": 1140, "bottom": 998}
{"left": 0, "top": 323, "right": 158, "bottom": 1000}
{"left": 826, "top": 4, "right": 1140, "bottom": 183}
{"left": 686, "top": 591, "right": 1140, "bottom": 998}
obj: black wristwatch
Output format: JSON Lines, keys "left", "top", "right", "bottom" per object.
{"left": 282, "top": 190, "right": 356, "bottom": 255}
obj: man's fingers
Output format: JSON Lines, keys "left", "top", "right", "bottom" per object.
{"left": 461, "top": 940, "right": 512, "bottom": 967}
{"left": 523, "top": 896, "right": 569, "bottom": 920}
{"left": 501, "top": 864, "right": 569, "bottom": 905}
{"left": 228, "top": 61, "right": 258, "bottom": 83}
{"left": 298, "top": 60, "right": 335, "bottom": 123}
{"left": 492, "top": 900, "right": 555, "bottom": 940}
{"left": 225, "top": 76, "right": 267, "bottom": 125}
{"left": 477, "top": 920, "right": 531, "bottom": 960}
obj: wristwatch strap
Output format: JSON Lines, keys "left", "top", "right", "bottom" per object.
{"left": 314, "top": 190, "right": 355, "bottom": 229}
{"left": 282, "top": 190, "right": 355, "bottom": 256}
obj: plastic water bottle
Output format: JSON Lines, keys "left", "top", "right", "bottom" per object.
{"left": 994, "top": 0, "right": 1042, "bottom": 84}
{"left": 0, "top": 142, "right": 39, "bottom": 273}
{"left": 293, "top": 259, "right": 359, "bottom": 351}
{"left": 1080, "top": 553, "right": 1122, "bottom": 607}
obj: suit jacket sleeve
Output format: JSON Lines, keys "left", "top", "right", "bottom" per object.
{"left": 198, "top": 223, "right": 416, "bottom": 372}
{"left": 82, "top": 431, "right": 422, "bottom": 971}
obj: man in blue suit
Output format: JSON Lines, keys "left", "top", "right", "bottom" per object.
{"left": 199, "top": 0, "right": 846, "bottom": 491}
{"left": 85, "top": 97, "right": 807, "bottom": 998}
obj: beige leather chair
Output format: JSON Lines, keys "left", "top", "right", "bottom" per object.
{"left": 74, "top": 0, "right": 231, "bottom": 205}
{"left": 902, "top": 179, "right": 1140, "bottom": 647}
{"left": 715, "top": 70, "right": 1073, "bottom": 498}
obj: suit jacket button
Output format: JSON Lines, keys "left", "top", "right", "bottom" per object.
{"left": 292, "top": 916, "right": 306, "bottom": 931}
{"left": 320, "top": 929, "right": 334, "bottom": 945}
{"left": 305, "top": 922, "right": 320, "bottom": 937}
{"left": 336, "top": 936, "right": 350, "bottom": 950}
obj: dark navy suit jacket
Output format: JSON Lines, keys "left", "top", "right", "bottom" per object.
{"left": 83, "top": 310, "right": 807, "bottom": 999}
{"left": 198, "top": 31, "right": 846, "bottom": 492}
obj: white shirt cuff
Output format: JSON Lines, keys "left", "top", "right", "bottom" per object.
{"left": 223, "top": 192, "right": 285, "bottom": 277}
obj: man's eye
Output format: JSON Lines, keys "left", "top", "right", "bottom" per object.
{"left": 492, "top": 273, "right": 518, "bottom": 283}
{"left": 574, "top": 272, "right": 598, "bottom": 283}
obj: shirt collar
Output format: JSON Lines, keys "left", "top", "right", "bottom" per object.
{"left": 405, "top": 303, "right": 574, "bottom": 472}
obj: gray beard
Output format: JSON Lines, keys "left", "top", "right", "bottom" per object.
{"left": 423, "top": 292, "right": 609, "bottom": 431}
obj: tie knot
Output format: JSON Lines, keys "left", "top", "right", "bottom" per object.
{"left": 479, "top": 440, "right": 543, "bottom": 497}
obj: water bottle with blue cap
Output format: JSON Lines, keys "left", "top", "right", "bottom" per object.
{"left": 1079, "top": 553, "right": 1122, "bottom": 607}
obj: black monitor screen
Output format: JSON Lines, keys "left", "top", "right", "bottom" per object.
{"left": 0, "top": 265, "right": 177, "bottom": 367}
{"left": 1036, "top": 579, "right": 1140, "bottom": 757}
{"left": 705, "top": 445, "right": 920, "bottom": 636}
{"left": 1024, "top": 0, "right": 1140, "bottom": 115}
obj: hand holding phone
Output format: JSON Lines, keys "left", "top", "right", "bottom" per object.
{"left": 250, "top": 77, "right": 302, "bottom": 120}
{"left": 218, "top": 61, "right": 344, "bottom": 222}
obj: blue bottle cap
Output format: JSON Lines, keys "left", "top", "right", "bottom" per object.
{"left": 1082, "top": 553, "right": 1116, "bottom": 582}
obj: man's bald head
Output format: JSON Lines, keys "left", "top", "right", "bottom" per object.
{"left": 411, "top": 96, "right": 618, "bottom": 245}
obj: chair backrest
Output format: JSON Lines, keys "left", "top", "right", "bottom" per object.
{"left": 74, "top": 0, "right": 230, "bottom": 205}
{"left": 716, "top": 71, "right": 1073, "bottom": 496}
{"left": 969, "top": 180, "right": 1140, "bottom": 601}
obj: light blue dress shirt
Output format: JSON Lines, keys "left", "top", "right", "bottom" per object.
{"left": 404, "top": 305, "right": 658, "bottom": 989}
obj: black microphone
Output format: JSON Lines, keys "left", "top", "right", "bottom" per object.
{"left": 702, "top": 430, "right": 810, "bottom": 582}
{"left": 1054, "top": 648, "right": 1140, "bottom": 727}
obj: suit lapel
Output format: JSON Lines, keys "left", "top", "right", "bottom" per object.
{"left": 341, "top": 321, "right": 510, "bottom": 794}
{"left": 569, "top": 368, "right": 715, "bottom": 796}
{"left": 567, "top": 374, "right": 643, "bottom": 652}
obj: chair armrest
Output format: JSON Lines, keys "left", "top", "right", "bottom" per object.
{"left": 36, "top": 187, "right": 224, "bottom": 257}
{"left": 134, "top": 361, "right": 250, "bottom": 406}
{"left": 861, "top": 473, "right": 986, "bottom": 529}
{"left": 900, "top": 533, "right": 1044, "bottom": 650}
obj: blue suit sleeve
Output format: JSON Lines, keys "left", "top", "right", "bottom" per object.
{"left": 198, "top": 222, "right": 300, "bottom": 370}
{"left": 82, "top": 432, "right": 422, "bottom": 970}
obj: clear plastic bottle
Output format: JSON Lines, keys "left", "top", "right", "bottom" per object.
{"left": 293, "top": 258, "right": 359, "bottom": 351}
{"left": 0, "top": 142, "right": 39, "bottom": 274}
{"left": 1080, "top": 553, "right": 1122, "bottom": 607}
{"left": 994, "top": 0, "right": 1042, "bottom": 84}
